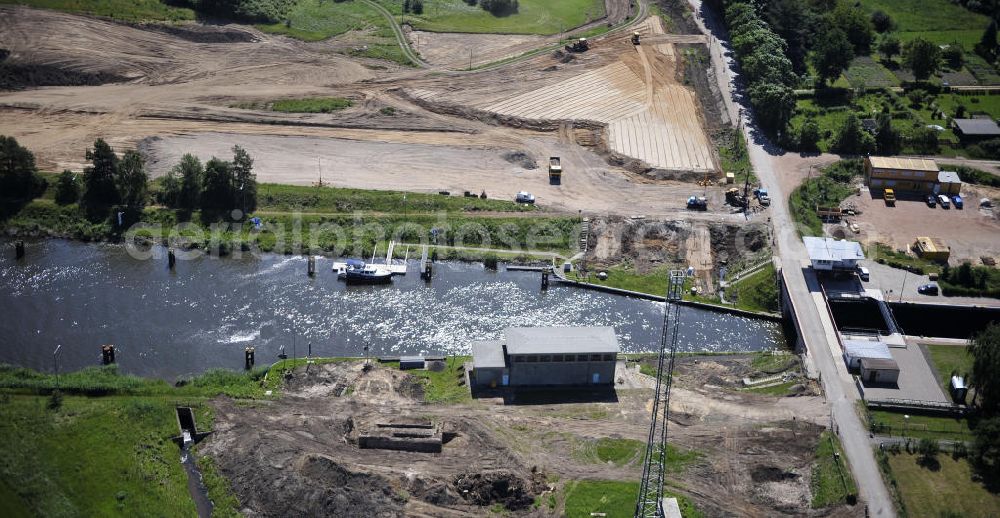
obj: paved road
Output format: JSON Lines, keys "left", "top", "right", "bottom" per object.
{"left": 684, "top": 0, "right": 897, "bottom": 515}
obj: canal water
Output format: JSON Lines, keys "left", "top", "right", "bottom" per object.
{"left": 0, "top": 240, "right": 785, "bottom": 380}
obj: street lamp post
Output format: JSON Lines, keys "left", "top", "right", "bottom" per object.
{"left": 899, "top": 269, "right": 909, "bottom": 302}
{"left": 53, "top": 344, "right": 62, "bottom": 389}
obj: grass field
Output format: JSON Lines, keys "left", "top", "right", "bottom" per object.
{"left": 811, "top": 431, "right": 858, "bottom": 508}
{"left": 869, "top": 409, "right": 973, "bottom": 441}
{"left": 842, "top": 57, "right": 901, "bottom": 89}
{"left": 270, "top": 97, "right": 353, "bottom": 113}
{"left": 378, "top": 0, "right": 606, "bottom": 35}
{"left": 869, "top": 242, "right": 945, "bottom": 276}
{"left": 788, "top": 160, "right": 858, "bottom": 236}
{"left": 857, "top": 0, "right": 990, "bottom": 34}
{"left": 0, "top": 0, "right": 194, "bottom": 21}
{"left": 562, "top": 480, "right": 702, "bottom": 518}
{"left": 407, "top": 356, "right": 472, "bottom": 404}
{"left": 885, "top": 452, "right": 1000, "bottom": 517}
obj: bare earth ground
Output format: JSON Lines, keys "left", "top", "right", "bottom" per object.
{"left": 201, "top": 359, "right": 859, "bottom": 517}
{"left": 0, "top": 7, "right": 728, "bottom": 219}
{"left": 843, "top": 185, "right": 1000, "bottom": 264}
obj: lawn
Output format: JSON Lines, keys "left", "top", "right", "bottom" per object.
{"left": 869, "top": 242, "right": 944, "bottom": 276}
{"left": 868, "top": 409, "right": 973, "bottom": 441}
{"left": 0, "top": 0, "right": 194, "bottom": 21}
{"left": 379, "top": 0, "right": 606, "bottom": 35}
{"left": 562, "top": 480, "right": 702, "bottom": 518}
{"left": 924, "top": 344, "right": 972, "bottom": 394}
{"left": 811, "top": 431, "right": 858, "bottom": 508}
{"left": 746, "top": 380, "right": 801, "bottom": 396}
{"left": 788, "top": 160, "right": 859, "bottom": 236}
{"left": 885, "top": 452, "right": 1000, "bottom": 517}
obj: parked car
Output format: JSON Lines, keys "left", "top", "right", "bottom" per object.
{"left": 952, "top": 195, "right": 963, "bottom": 209}
{"left": 858, "top": 266, "right": 870, "bottom": 282}
{"left": 925, "top": 194, "right": 937, "bottom": 207}
{"left": 515, "top": 191, "right": 535, "bottom": 204}
{"left": 938, "top": 194, "right": 950, "bottom": 208}
{"left": 917, "top": 283, "right": 939, "bottom": 295}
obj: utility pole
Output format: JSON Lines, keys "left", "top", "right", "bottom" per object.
{"left": 899, "top": 270, "right": 909, "bottom": 302}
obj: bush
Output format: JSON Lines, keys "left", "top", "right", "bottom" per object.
{"left": 479, "top": 0, "right": 518, "bottom": 16}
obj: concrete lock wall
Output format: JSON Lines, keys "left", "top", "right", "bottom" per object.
{"left": 358, "top": 435, "right": 442, "bottom": 453}
{"left": 509, "top": 361, "right": 615, "bottom": 386}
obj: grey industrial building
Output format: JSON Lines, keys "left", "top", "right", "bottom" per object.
{"left": 470, "top": 326, "right": 620, "bottom": 388}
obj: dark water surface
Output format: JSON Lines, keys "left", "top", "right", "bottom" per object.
{"left": 0, "top": 240, "right": 785, "bottom": 379}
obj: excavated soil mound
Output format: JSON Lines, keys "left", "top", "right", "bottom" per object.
{"left": 225, "top": 452, "right": 405, "bottom": 517}
{"left": 453, "top": 470, "right": 536, "bottom": 511}
{"left": 0, "top": 52, "right": 126, "bottom": 90}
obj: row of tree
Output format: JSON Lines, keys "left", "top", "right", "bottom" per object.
{"left": 157, "top": 147, "right": 258, "bottom": 215}
{"left": 723, "top": 2, "right": 796, "bottom": 135}
{"left": 1, "top": 136, "right": 258, "bottom": 223}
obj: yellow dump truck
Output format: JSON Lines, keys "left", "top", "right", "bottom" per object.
{"left": 884, "top": 188, "right": 896, "bottom": 206}
{"left": 914, "top": 236, "right": 950, "bottom": 262}
{"left": 548, "top": 156, "right": 562, "bottom": 184}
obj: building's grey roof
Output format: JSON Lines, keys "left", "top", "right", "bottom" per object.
{"left": 859, "top": 357, "right": 899, "bottom": 371}
{"left": 843, "top": 340, "right": 892, "bottom": 360}
{"left": 471, "top": 340, "right": 506, "bottom": 369}
{"left": 953, "top": 118, "right": 1000, "bottom": 136}
{"left": 803, "top": 237, "right": 865, "bottom": 262}
{"left": 938, "top": 170, "right": 961, "bottom": 184}
{"left": 504, "top": 326, "right": 619, "bottom": 355}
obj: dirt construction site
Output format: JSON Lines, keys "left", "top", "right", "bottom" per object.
{"left": 0, "top": 3, "right": 738, "bottom": 219}
{"left": 201, "top": 358, "right": 860, "bottom": 517}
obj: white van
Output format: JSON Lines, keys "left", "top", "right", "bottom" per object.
{"left": 858, "top": 266, "right": 870, "bottom": 282}
{"left": 938, "top": 194, "right": 950, "bottom": 208}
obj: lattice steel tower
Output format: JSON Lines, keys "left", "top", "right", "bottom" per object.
{"left": 634, "top": 270, "right": 686, "bottom": 518}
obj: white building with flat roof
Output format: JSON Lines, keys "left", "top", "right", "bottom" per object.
{"left": 804, "top": 237, "right": 864, "bottom": 271}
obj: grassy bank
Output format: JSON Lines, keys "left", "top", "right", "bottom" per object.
{"left": 0, "top": 0, "right": 194, "bottom": 21}
{"left": 869, "top": 242, "right": 944, "bottom": 276}
{"left": 868, "top": 409, "right": 973, "bottom": 441}
{"left": 810, "top": 431, "right": 858, "bottom": 508}
{"left": 727, "top": 263, "right": 780, "bottom": 314}
{"left": 789, "top": 159, "right": 861, "bottom": 236}
{"left": 2, "top": 180, "right": 577, "bottom": 257}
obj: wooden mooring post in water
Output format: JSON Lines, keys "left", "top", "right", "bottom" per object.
{"left": 541, "top": 270, "right": 550, "bottom": 290}
{"left": 168, "top": 248, "right": 176, "bottom": 270}
{"left": 244, "top": 346, "right": 255, "bottom": 369}
{"left": 15, "top": 240, "right": 25, "bottom": 260}
{"left": 419, "top": 244, "right": 432, "bottom": 281}
{"left": 307, "top": 256, "right": 316, "bottom": 277}
{"left": 101, "top": 344, "right": 116, "bottom": 365}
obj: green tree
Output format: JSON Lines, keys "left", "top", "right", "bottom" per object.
{"left": 831, "top": 4, "right": 873, "bottom": 55}
{"left": 917, "top": 438, "right": 940, "bottom": 460}
{"left": 831, "top": 114, "right": 875, "bottom": 155}
{"left": 200, "top": 157, "right": 234, "bottom": 213}
{"left": 176, "top": 153, "right": 203, "bottom": 212}
{"left": 870, "top": 10, "right": 893, "bottom": 33}
{"left": 969, "top": 323, "right": 1000, "bottom": 412}
{"left": 231, "top": 146, "right": 257, "bottom": 214}
{"left": 973, "top": 416, "right": 1000, "bottom": 481}
{"left": 799, "top": 119, "right": 821, "bottom": 152}
{"left": 763, "top": 0, "right": 811, "bottom": 74}
{"left": 412, "top": 0, "right": 423, "bottom": 15}
{"left": 115, "top": 150, "right": 148, "bottom": 214}
{"left": 976, "top": 19, "right": 997, "bottom": 62}
{"left": 942, "top": 43, "right": 965, "bottom": 69}
{"left": 54, "top": 170, "right": 80, "bottom": 206}
{"left": 878, "top": 34, "right": 901, "bottom": 63}
{"left": 907, "top": 126, "right": 940, "bottom": 154}
{"left": 874, "top": 112, "right": 901, "bottom": 155}
{"left": 0, "top": 135, "right": 44, "bottom": 203}
{"left": 811, "top": 27, "right": 854, "bottom": 86}
{"left": 80, "top": 139, "right": 120, "bottom": 219}
{"left": 158, "top": 170, "right": 181, "bottom": 208}
{"left": 903, "top": 38, "right": 941, "bottom": 81}
{"left": 748, "top": 82, "right": 795, "bottom": 134}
